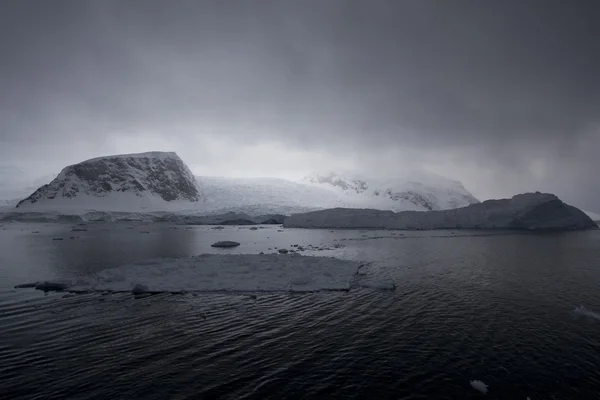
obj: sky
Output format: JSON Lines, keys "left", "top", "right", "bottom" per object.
{"left": 1, "top": 0, "right": 599, "bottom": 210}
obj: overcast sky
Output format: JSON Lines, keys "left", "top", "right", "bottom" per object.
{"left": 1, "top": 0, "right": 599, "bottom": 210}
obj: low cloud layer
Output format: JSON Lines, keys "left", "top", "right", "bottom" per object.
{"left": 1, "top": 1, "right": 599, "bottom": 210}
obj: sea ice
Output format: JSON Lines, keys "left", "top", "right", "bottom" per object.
{"left": 27, "top": 254, "right": 363, "bottom": 294}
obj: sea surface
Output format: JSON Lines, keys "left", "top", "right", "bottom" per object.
{"left": 1, "top": 222, "right": 600, "bottom": 399}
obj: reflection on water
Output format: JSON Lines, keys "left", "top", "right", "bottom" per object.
{"left": 1, "top": 223, "right": 600, "bottom": 399}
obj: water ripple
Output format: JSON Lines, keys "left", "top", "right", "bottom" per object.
{"left": 2, "top": 227, "right": 600, "bottom": 398}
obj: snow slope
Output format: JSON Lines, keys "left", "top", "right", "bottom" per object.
{"left": 15, "top": 152, "right": 202, "bottom": 212}
{"left": 303, "top": 170, "right": 479, "bottom": 211}
{"left": 285, "top": 193, "right": 597, "bottom": 231}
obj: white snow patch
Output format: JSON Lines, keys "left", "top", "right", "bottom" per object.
{"left": 74, "top": 254, "right": 362, "bottom": 293}
{"left": 470, "top": 380, "right": 488, "bottom": 394}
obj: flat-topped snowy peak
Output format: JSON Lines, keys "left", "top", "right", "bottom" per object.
{"left": 302, "top": 170, "right": 479, "bottom": 211}
{"left": 16, "top": 152, "right": 202, "bottom": 211}
{"left": 285, "top": 192, "right": 597, "bottom": 231}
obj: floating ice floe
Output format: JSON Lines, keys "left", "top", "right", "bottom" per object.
{"left": 470, "top": 380, "right": 488, "bottom": 394}
{"left": 18, "top": 254, "right": 372, "bottom": 294}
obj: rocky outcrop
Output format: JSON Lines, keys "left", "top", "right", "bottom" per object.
{"left": 284, "top": 193, "right": 598, "bottom": 231}
{"left": 16, "top": 152, "right": 201, "bottom": 209}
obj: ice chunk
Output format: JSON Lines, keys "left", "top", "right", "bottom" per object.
{"left": 80, "top": 254, "right": 362, "bottom": 293}
{"left": 573, "top": 305, "right": 600, "bottom": 321}
{"left": 14, "top": 282, "right": 39, "bottom": 289}
{"left": 470, "top": 380, "right": 488, "bottom": 394}
{"left": 211, "top": 241, "right": 241, "bottom": 248}
{"left": 131, "top": 283, "right": 151, "bottom": 294}
{"left": 35, "top": 281, "right": 70, "bottom": 291}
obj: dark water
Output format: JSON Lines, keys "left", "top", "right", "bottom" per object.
{"left": 1, "top": 222, "right": 600, "bottom": 399}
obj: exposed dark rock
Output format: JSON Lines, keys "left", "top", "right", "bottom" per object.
{"left": 219, "top": 219, "right": 256, "bottom": 225}
{"left": 14, "top": 282, "right": 39, "bottom": 289}
{"left": 259, "top": 214, "right": 285, "bottom": 224}
{"left": 131, "top": 283, "right": 150, "bottom": 294}
{"left": 211, "top": 241, "right": 241, "bottom": 248}
{"left": 35, "top": 281, "right": 70, "bottom": 291}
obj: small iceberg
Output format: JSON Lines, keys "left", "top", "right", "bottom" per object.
{"left": 573, "top": 305, "right": 600, "bottom": 321}
{"left": 470, "top": 380, "right": 488, "bottom": 394}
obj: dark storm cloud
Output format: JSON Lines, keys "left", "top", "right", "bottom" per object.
{"left": 1, "top": 0, "right": 599, "bottom": 208}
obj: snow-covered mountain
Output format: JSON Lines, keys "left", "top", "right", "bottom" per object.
{"left": 15, "top": 152, "right": 202, "bottom": 212}
{"left": 4, "top": 152, "right": 479, "bottom": 216}
{"left": 302, "top": 170, "right": 479, "bottom": 211}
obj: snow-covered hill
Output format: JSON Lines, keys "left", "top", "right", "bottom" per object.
{"left": 285, "top": 193, "right": 598, "bottom": 231}
{"left": 15, "top": 152, "right": 202, "bottom": 212}
{"left": 303, "top": 170, "right": 479, "bottom": 211}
